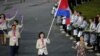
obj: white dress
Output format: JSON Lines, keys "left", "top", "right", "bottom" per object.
{"left": 36, "top": 38, "right": 50, "bottom": 55}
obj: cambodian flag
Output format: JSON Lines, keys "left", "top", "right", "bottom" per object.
{"left": 55, "top": 0, "right": 71, "bottom": 25}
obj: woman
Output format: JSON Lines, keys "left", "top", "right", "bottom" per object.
{"left": 36, "top": 32, "right": 50, "bottom": 56}
{"left": 74, "top": 36, "right": 87, "bottom": 56}
{"left": 95, "top": 17, "right": 100, "bottom": 55}
{"left": 0, "top": 11, "right": 17, "bottom": 45}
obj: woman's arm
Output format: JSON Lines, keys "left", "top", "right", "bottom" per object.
{"left": 7, "top": 22, "right": 12, "bottom": 28}
{"left": 18, "top": 15, "right": 24, "bottom": 28}
{"left": 72, "top": 42, "right": 79, "bottom": 49}
{"left": 6, "top": 11, "right": 18, "bottom": 21}
{"left": 18, "top": 24, "right": 23, "bottom": 28}
{"left": 36, "top": 40, "right": 43, "bottom": 49}
{"left": 85, "top": 42, "right": 92, "bottom": 49}
{"left": 72, "top": 45, "right": 78, "bottom": 49}
{"left": 46, "top": 38, "right": 50, "bottom": 44}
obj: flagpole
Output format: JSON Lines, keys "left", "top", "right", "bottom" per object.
{"left": 20, "top": 15, "right": 24, "bottom": 33}
{"left": 46, "top": 0, "right": 61, "bottom": 39}
{"left": 46, "top": 17, "right": 56, "bottom": 39}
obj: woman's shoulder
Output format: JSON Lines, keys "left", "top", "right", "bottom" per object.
{"left": 76, "top": 42, "right": 80, "bottom": 45}
{"left": 37, "top": 39, "right": 41, "bottom": 41}
{"left": 76, "top": 41, "right": 87, "bottom": 45}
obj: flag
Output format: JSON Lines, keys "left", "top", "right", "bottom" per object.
{"left": 55, "top": 0, "right": 71, "bottom": 25}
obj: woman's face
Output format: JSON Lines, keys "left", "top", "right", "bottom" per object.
{"left": 97, "top": 14, "right": 100, "bottom": 17}
{"left": 14, "top": 21, "right": 17, "bottom": 25}
{"left": 74, "top": 11, "right": 77, "bottom": 15}
{"left": 80, "top": 36, "right": 84, "bottom": 41}
{"left": 12, "top": 26, "right": 16, "bottom": 31}
{"left": 40, "top": 34, "right": 44, "bottom": 39}
{"left": 77, "top": 13, "right": 80, "bottom": 16}
{"left": 0, "top": 15, "right": 5, "bottom": 19}
{"left": 89, "top": 19, "right": 92, "bottom": 23}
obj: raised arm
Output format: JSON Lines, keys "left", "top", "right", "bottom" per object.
{"left": 7, "top": 22, "right": 12, "bottom": 28}
{"left": 18, "top": 24, "right": 23, "bottom": 28}
{"left": 6, "top": 11, "right": 18, "bottom": 21}
{"left": 18, "top": 15, "right": 24, "bottom": 28}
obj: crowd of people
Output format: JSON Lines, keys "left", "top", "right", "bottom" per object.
{"left": 0, "top": 0, "right": 99, "bottom": 56}
{"left": 0, "top": 11, "right": 23, "bottom": 56}
{"left": 51, "top": 0, "right": 100, "bottom": 56}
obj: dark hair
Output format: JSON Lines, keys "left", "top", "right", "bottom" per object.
{"left": 72, "top": 10, "right": 78, "bottom": 14}
{"left": 79, "top": 12, "right": 82, "bottom": 15}
{"left": 0, "top": 14, "right": 6, "bottom": 20}
{"left": 83, "top": 17, "right": 86, "bottom": 20}
{"left": 12, "top": 24, "right": 16, "bottom": 28}
{"left": 14, "top": 20, "right": 19, "bottom": 24}
{"left": 38, "top": 32, "right": 45, "bottom": 39}
{"left": 94, "top": 17, "right": 99, "bottom": 26}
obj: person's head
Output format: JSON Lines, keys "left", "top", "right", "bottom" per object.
{"left": 73, "top": 10, "right": 77, "bottom": 15}
{"left": 38, "top": 32, "right": 45, "bottom": 39}
{"left": 80, "top": 36, "right": 84, "bottom": 42}
{"left": 54, "top": 3, "right": 58, "bottom": 8}
{"left": 0, "top": 14, "right": 6, "bottom": 20}
{"left": 12, "top": 25, "right": 16, "bottom": 31}
{"left": 13, "top": 20, "right": 19, "bottom": 25}
{"left": 97, "top": 14, "right": 100, "bottom": 17}
{"left": 89, "top": 18, "right": 94, "bottom": 23}
{"left": 77, "top": 12, "right": 82, "bottom": 16}
{"left": 99, "top": 17, "right": 100, "bottom": 22}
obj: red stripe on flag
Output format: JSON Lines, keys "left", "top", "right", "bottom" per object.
{"left": 59, "top": 0, "right": 69, "bottom": 9}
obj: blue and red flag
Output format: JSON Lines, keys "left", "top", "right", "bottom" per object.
{"left": 55, "top": 0, "right": 71, "bottom": 25}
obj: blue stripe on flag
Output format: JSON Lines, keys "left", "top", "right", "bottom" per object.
{"left": 56, "top": 9, "right": 70, "bottom": 18}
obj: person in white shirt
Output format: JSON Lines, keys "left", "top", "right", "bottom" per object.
{"left": 83, "top": 19, "right": 89, "bottom": 44}
{"left": 72, "top": 12, "right": 83, "bottom": 42}
{"left": 76, "top": 12, "right": 83, "bottom": 27}
{"left": 80, "top": 18, "right": 89, "bottom": 43}
{"left": 8, "top": 19, "right": 23, "bottom": 54}
{"left": 62, "top": 16, "right": 67, "bottom": 33}
{"left": 71, "top": 10, "right": 78, "bottom": 24}
{"left": 70, "top": 10, "right": 78, "bottom": 41}
{"left": 0, "top": 11, "right": 17, "bottom": 45}
{"left": 51, "top": 3, "right": 58, "bottom": 15}
{"left": 8, "top": 25, "right": 20, "bottom": 56}
{"left": 88, "top": 19, "right": 96, "bottom": 51}
{"left": 56, "top": 16, "right": 62, "bottom": 25}
{"left": 75, "top": 12, "right": 83, "bottom": 42}
{"left": 77, "top": 18, "right": 87, "bottom": 38}
{"left": 36, "top": 32, "right": 50, "bottom": 56}
{"left": 95, "top": 17, "right": 100, "bottom": 55}
{"left": 80, "top": 18, "right": 88, "bottom": 29}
